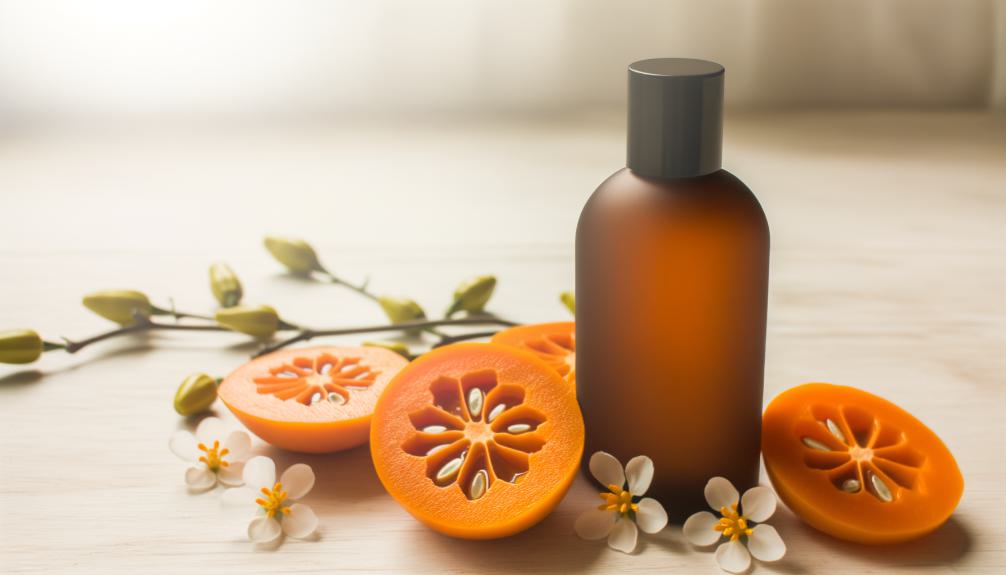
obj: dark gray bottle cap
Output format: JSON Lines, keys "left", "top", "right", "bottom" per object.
{"left": 627, "top": 58, "right": 724, "bottom": 179}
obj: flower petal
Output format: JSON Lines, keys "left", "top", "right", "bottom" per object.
{"left": 682, "top": 511, "right": 722, "bottom": 546}
{"left": 195, "top": 416, "right": 226, "bottom": 444}
{"left": 218, "top": 460, "right": 245, "bottom": 487}
{"left": 741, "top": 485, "right": 777, "bottom": 523}
{"left": 606, "top": 517, "right": 638, "bottom": 553}
{"left": 221, "top": 486, "right": 256, "bottom": 507}
{"left": 634, "top": 497, "right": 668, "bottom": 534}
{"left": 280, "top": 463, "right": 315, "bottom": 500}
{"left": 705, "top": 476, "right": 739, "bottom": 510}
{"left": 715, "top": 539, "right": 751, "bottom": 573}
{"left": 573, "top": 508, "right": 617, "bottom": 540}
{"left": 185, "top": 465, "right": 216, "bottom": 490}
{"left": 748, "top": 524, "right": 786, "bottom": 562}
{"left": 223, "top": 430, "right": 252, "bottom": 461}
{"left": 588, "top": 451, "right": 625, "bottom": 488}
{"left": 281, "top": 503, "right": 318, "bottom": 538}
{"left": 242, "top": 455, "right": 276, "bottom": 489}
{"left": 169, "top": 430, "right": 199, "bottom": 461}
{"left": 248, "top": 516, "right": 282, "bottom": 543}
{"left": 625, "top": 455, "right": 654, "bottom": 495}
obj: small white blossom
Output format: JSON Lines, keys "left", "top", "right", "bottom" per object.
{"left": 574, "top": 451, "right": 669, "bottom": 553}
{"left": 169, "top": 417, "right": 251, "bottom": 490}
{"left": 222, "top": 456, "right": 318, "bottom": 543}
{"left": 683, "top": 477, "right": 786, "bottom": 573}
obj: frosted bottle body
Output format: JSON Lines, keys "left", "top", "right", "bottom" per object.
{"left": 576, "top": 167, "right": 769, "bottom": 517}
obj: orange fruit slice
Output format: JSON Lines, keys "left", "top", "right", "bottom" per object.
{"left": 762, "top": 383, "right": 963, "bottom": 544}
{"left": 370, "top": 343, "right": 584, "bottom": 539}
{"left": 491, "top": 322, "right": 575, "bottom": 386}
{"left": 218, "top": 346, "right": 408, "bottom": 453}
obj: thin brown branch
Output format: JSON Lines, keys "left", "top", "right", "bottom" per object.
{"left": 254, "top": 316, "right": 518, "bottom": 357}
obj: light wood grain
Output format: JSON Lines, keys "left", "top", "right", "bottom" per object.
{"left": 1, "top": 111, "right": 1003, "bottom": 574}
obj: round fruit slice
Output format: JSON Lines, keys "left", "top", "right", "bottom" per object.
{"left": 762, "top": 383, "right": 963, "bottom": 544}
{"left": 219, "top": 346, "right": 408, "bottom": 453}
{"left": 491, "top": 322, "right": 575, "bottom": 386}
{"left": 370, "top": 342, "right": 583, "bottom": 539}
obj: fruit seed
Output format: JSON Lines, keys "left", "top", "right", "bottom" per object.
{"left": 436, "top": 456, "right": 464, "bottom": 484}
{"left": 841, "top": 478, "right": 861, "bottom": 493}
{"left": 802, "top": 437, "right": 831, "bottom": 451}
{"left": 467, "top": 388, "right": 484, "bottom": 420}
{"left": 487, "top": 403, "right": 505, "bottom": 423}
{"left": 868, "top": 471, "right": 893, "bottom": 502}
{"left": 825, "top": 418, "right": 847, "bottom": 444}
{"left": 470, "top": 469, "right": 488, "bottom": 500}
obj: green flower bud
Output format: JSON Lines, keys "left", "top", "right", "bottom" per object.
{"left": 446, "top": 275, "right": 497, "bottom": 317}
{"left": 173, "top": 372, "right": 219, "bottom": 416}
{"left": 215, "top": 305, "right": 280, "bottom": 338}
{"left": 264, "top": 236, "right": 323, "bottom": 275}
{"left": 378, "top": 296, "right": 427, "bottom": 325}
{"left": 560, "top": 291, "right": 575, "bottom": 316}
{"left": 82, "top": 290, "right": 152, "bottom": 325}
{"left": 0, "top": 329, "right": 43, "bottom": 364}
{"left": 362, "top": 340, "right": 412, "bottom": 359}
{"left": 209, "top": 263, "right": 243, "bottom": 308}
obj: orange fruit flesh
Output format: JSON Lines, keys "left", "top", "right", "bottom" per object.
{"left": 370, "top": 343, "right": 584, "bottom": 539}
{"left": 491, "top": 322, "right": 576, "bottom": 386}
{"left": 762, "top": 383, "right": 963, "bottom": 544}
{"left": 218, "top": 346, "right": 408, "bottom": 453}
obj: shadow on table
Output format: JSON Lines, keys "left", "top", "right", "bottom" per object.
{"left": 0, "top": 340, "right": 156, "bottom": 386}
{"left": 813, "top": 517, "right": 971, "bottom": 564}
{"left": 408, "top": 509, "right": 607, "bottom": 573}
{"left": 770, "top": 505, "right": 973, "bottom": 573}
{"left": 0, "top": 368, "right": 46, "bottom": 387}
{"left": 264, "top": 443, "right": 389, "bottom": 502}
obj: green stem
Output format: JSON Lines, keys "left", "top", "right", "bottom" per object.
{"left": 150, "top": 304, "right": 215, "bottom": 323}
{"left": 277, "top": 319, "right": 303, "bottom": 331}
{"left": 44, "top": 315, "right": 520, "bottom": 361}
{"left": 432, "top": 330, "right": 501, "bottom": 348}
{"left": 61, "top": 320, "right": 229, "bottom": 354}
{"left": 255, "top": 317, "right": 518, "bottom": 357}
{"left": 316, "top": 268, "right": 448, "bottom": 344}
{"left": 318, "top": 269, "right": 379, "bottom": 302}
{"left": 42, "top": 340, "right": 67, "bottom": 352}
{"left": 424, "top": 326, "right": 451, "bottom": 339}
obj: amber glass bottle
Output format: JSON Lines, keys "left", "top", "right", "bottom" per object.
{"left": 576, "top": 59, "right": 769, "bottom": 518}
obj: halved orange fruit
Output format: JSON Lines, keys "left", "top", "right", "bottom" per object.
{"left": 491, "top": 322, "right": 575, "bottom": 386}
{"left": 370, "top": 343, "right": 584, "bottom": 539}
{"left": 218, "top": 346, "right": 408, "bottom": 453}
{"left": 762, "top": 383, "right": 963, "bottom": 544}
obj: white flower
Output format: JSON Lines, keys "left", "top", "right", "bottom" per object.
{"left": 169, "top": 416, "right": 251, "bottom": 490}
{"left": 222, "top": 456, "right": 318, "bottom": 543}
{"left": 683, "top": 477, "right": 787, "bottom": 573}
{"left": 574, "top": 451, "right": 669, "bottom": 553}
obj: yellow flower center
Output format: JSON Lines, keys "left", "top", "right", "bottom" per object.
{"left": 598, "top": 484, "right": 638, "bottom": 516}
{"left": 197, "top": 440, "right": 230, "bottom": 472}
{"left": 715, "top": 503, "right": 753, "bottom": 541}
{"left": 256, "top": 482, "right": 292, "bottom": 519}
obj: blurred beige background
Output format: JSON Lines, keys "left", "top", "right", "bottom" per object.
{"left": 0, "top": 0, "right": 1003, "bottom": 125}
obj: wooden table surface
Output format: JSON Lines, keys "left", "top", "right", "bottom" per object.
{"left": 1, "top": 111, "right": 1003, "bottom": 574}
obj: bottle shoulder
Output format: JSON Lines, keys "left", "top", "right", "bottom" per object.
{"left": 592, "top": 167, "right": 753, "bottom": 199}
{"left": 579, "top": 168, "right": 768, "bottom": 235}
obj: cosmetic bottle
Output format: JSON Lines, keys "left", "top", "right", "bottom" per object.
{"left": 576, "top": 58, "right": 769, "bottom": 517}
